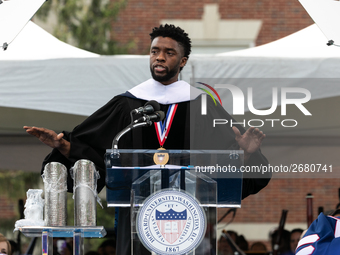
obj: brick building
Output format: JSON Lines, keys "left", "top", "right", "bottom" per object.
{"left": 113, "top": 0, "right": 313, "bottom": 54}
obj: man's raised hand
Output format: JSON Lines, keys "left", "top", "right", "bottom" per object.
{"left": 232, "top": 126, "right": 266, "bottom": 161}
{"left": 23, "top": 126, "right": 70, "bottom": 157}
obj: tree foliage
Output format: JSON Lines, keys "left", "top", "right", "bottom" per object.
{"left": 36, "top": 0, "right": 132, "bottom": 55}
{"left": 0, "top": 171, "right": 42, "bottom": 201}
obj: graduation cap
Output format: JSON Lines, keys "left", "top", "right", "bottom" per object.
{"left": 0, "top": 0, "right": 46, "bottom": 50}
{"left": 299, "top": 0, "right": 340, "bottom": 47}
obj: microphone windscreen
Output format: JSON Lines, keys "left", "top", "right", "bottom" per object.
{"left": 156, "top": 111, "right": 165, "bottom": 121}
{"left": 145, "top": 100, "right": 160, "bottom": 111}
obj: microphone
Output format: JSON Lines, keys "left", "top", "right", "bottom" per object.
{"left": 111, "top": 102, "right": 163, "bottom": 153}
{"left": 111, "top": 110, "right": 165, "bottom": 152}
{"left": 135, "top": 111, "right": 165, "bottom": 123}
{"left": 132, "top": 100, "right": 160, "bottom": 114}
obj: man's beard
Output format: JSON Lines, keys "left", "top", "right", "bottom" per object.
{"left": 150, "top": 64, "right": 180, "bottom": 83}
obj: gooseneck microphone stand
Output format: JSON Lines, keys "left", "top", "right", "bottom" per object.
{"left": 112, "top": 121, "right": 152, "bottom": 152}
{"left": 111, "top": 105, "right": 165, "bottom": 156}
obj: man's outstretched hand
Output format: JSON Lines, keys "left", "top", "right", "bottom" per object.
{"left": 232, "top": 126, "right": 266, "bottom": 161}
{"left": 23, "top": 126, "right": 70, "bottom": 158}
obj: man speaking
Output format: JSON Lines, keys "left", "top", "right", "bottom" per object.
{"left": 24, "top": 24, "right": 270, "bottom": 254}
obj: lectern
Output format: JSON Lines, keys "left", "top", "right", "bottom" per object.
{"left": 105, "top": 149, "right": 243, "bottom": 255}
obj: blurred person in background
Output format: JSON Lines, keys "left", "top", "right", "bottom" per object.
{"left": 289, "top": 228, "right": 303, "bottom": 253}
{"left": 8, "top": 240, "right": 19, "bottom": 255}
{"left": 270, "top": 229, "right": 293, "bottom": 255}
{"left": 218, "top": 230, "right": 248, "bottom": 255}
{"left": 98, "top": 239, "right": 116, "bottom": 255}
{"left": 250, "top": 241, "right": 268, "bottom": 252}
{"left": 218, "top": 235, "right": 233, "bottom": 255}
{"left": 236, "top": 234, "right": 249, "bottom": 252}
{"left": 0, "top": 234, "right": 11, "bottom": 255}
{"left": 226, "top": 230, "right": 238, "bottom": 242}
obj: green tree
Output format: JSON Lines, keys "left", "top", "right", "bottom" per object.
{"left": 36, "top": 0, "right": 132, "bottom": 55}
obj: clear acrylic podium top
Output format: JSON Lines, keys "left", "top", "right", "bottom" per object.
{"left": 105, "top": 149, "right": 243, "bottom": 208}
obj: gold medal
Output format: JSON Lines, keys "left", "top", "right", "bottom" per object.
{"left": 153, "top": 147, "right": 169, "bottom": 166}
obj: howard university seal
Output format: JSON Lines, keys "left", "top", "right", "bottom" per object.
{"left": 136, "top": 189, "right": 206, "bottom": 255}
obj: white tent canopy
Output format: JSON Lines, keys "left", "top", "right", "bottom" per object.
{"left": 0, "top": 21, "right": 99, "bottom": 60}
{"left": 1, "top": 22, "right": 340, "bottom": 133}
{"left": 0, "top": 21, "right": 148, "bottom": 117}
{"left": 2, "top": 23, "right": 340, "bottom": 117}
{"left": 0, "top": 0, "right": 45, "bottom": 49}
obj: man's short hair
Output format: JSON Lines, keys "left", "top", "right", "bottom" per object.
{"left": 150, "top": 24, "right": 192, "bottom": 60}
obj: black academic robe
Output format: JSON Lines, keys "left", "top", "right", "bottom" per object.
{"left": 42, "top": 93, "right": 270, "bottom": 255}
{"left": 42, "top": 93, "right": 270, "bottom": 198}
